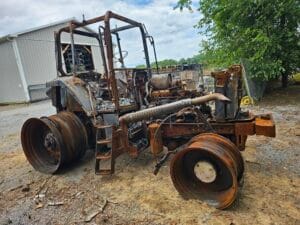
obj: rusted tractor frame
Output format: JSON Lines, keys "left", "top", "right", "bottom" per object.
{"left": 149, "top": 113, "right": 275, "bottom": 153}
{"left": 54, "top": 11, "right": 152, "bottom": 111}
{"left": 21, "top": 12, "right": 276, "bottom": 209}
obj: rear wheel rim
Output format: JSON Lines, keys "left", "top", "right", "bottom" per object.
{"left": 170, "top": 133, "right": 243, "bottom": 209}
{"left": 21, "top": 112, "right": 88, "bottom": 174}
{"left": 21, "top": 118, "right": 64, "bottom": 174}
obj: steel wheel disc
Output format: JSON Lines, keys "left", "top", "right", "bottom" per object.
{"left": 21, "top": 118, "right": 64, "bottom": 173}
{"left": 170, "top": 133, "right": 244, "bottom": 209}
{"left": 21, "top": 112, "right": 88, "bottom": 174}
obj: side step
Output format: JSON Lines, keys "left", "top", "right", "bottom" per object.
{"left": 94, "top": 124, "right": 115, "bottom": 175}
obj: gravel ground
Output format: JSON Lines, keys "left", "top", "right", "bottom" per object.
{"left": 0, "top": 100, "right": 55, "bottom": 139}
{"left": 0, "top": 86, "right": 299, "bottom": 225}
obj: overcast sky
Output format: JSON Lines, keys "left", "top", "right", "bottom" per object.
{"left": 0, "top": 0, "right": 203, "bottom": 66}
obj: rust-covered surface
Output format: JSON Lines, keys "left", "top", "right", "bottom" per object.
{"left": 20, "top": 11, "right": 276, "bottom": 209}
{"left": 255, "top": 114, "right": 276, "bottom": 137}
{"left": 170, "top": 133, "right": 244, "bottom": 209}
{"left": 21, "top": 111, "right": 87, "bottom": 173}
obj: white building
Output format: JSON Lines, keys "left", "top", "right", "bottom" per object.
{"left": 0, "top": 19, "right": 104, "bottom": 104}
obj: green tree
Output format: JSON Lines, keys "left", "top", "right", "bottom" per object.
{"left": 136, "top": 53, "right": 222, "bottom": 69}
{"left": 177, "top": 0, "right": 300, "bottom": 87}
{"left": 152, "top": 59, "right": 178, "bottom": 67}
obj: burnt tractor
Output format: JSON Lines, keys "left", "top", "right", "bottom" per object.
{"left": 21, "top": 11, "right": 275, "bottom": 209}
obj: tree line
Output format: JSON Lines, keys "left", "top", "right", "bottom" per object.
{"left": 136, "top": 53, "right": 210, "bottom": 68}
{"left": 175, "top": 0, "right": 299, "bottom": 87}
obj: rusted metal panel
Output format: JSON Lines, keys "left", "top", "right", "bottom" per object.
{"left": 212, "top": 65, "right": 242, "bottom": 121}
{"left": 160, "top": 123, "right": 212, "bottom": 138}
{"left": 160, "top": 123, "right": 236, "bottom": 138}
{"left": 255, "top": 114, "right": 276, "bottom": 137}
{"left": 235, "top": 122, "right": 255, "bottom": 135}
{"left": 149, "top": 123, "right": 163, "bottom": 156}
{"left": 151, "top": 90, "right": 171, "bottom": 98}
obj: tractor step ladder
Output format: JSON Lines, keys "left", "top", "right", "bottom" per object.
{"left": 94, "top": 123, "right": 114, "bottom": 175}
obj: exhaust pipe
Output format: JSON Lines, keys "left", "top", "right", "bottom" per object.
{"left": 120, "top": 93, "right": 230, "bottom": 124}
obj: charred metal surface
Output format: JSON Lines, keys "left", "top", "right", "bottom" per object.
{"left": 148, "top": 123, "right": 163, "bottom": 156}
{"left": 21, "top": 11, "right": 276, "bottom": 210}
{"left": 47, "top": 77, "right": 96, "bottom": 116}
{"left": 212, "top": 65, "right": 243, "bottom": 121}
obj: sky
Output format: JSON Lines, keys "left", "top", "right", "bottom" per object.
{"left": 0, "top": 0, "right": 203, "bottom": 66}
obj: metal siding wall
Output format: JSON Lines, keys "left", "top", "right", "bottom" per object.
{"left": 0, "top": 41, "right": 26, "bottom": 103}
{"left": 91, "top": 45, "right": 104, "bottom": 73}
{"left": 17, "top": 24, "right": 63, "bottom": 86}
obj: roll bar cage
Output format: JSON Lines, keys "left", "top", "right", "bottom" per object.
{"left": 55, "top": 11, "right": 158, "bottom": 76}
{"left": 54, "top": 11, "right": 158, "bottom": 111}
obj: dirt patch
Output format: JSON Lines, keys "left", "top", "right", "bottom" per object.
{"left": 0, "top": 86, "right": 299, "bottom": 225}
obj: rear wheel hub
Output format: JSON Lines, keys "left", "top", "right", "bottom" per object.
{"left": 193, "top": 160, "right": 217, "bottom": 183}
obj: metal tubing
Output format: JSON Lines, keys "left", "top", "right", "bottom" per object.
{"left": 114, "top": 33, "right": 125, "bottom": 68}
{"left": 104, "top": 11, "right": 119, "bottom": 111}
{"left": 149, "top": 36, "right": 159, "bottom": 73}
{"left": 111, "top": 24, "right": 136, "bottom": 33}
{"left": 55, "top": 11, "right": 152, "bottom": 79}
{"left": 69, "top": 23, "right": 76, "bottom": 74}
{"left": 139, "top": 26, "right": 151, "bottom": 77}
{"left": 120, "top": 93, "right": 230, "bottom": 124}
{"left": 98, "top": 26, "right": 108, "bottom": 76}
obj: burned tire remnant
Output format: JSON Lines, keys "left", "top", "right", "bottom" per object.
{"left": 170, "top": 133, "right": 244, "bottom": 209}
{"left": 21, "top": 112, "right": 88, "bottom": 174}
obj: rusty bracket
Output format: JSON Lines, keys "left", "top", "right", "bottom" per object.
{"left": 153, "top": 150, "right": 177, "bottom": 175}
{"left": 255, "top": 114, "right": 276, "bottom": 137}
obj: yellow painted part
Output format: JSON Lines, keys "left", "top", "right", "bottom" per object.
{"left": 241, "top": 96, "right": 254, "bottom": 106}
{"left": 293, "top": 73, "right": 300, "bottom": 82}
